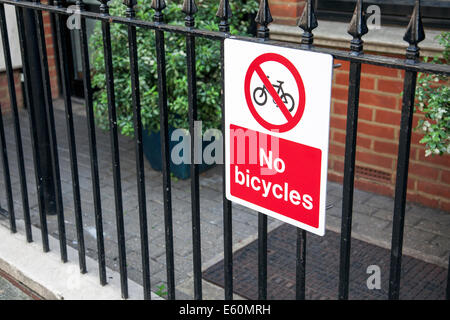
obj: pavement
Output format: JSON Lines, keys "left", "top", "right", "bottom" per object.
{"left": 0, "top": 272, "right": 33, "bottom": 300}
{"left": 0, "top": 99, "right": 449, "bottom": 299}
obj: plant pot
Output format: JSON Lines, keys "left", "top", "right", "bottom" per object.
{"left": 142, "top": 127, "right": 215, "bottom": 180}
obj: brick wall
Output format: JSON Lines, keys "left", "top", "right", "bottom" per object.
{"left": 329, "top": 60, "right": 450, "bottom": 211}
{"left": 268, "top": 0, "right": 449, "bottom": 211}
{"left": 0, "top": 8, "right": 59, "bottom": 113}
{"left": 0, "top": 69, "right": 23, "bottom": 112}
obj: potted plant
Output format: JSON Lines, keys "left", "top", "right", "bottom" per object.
{"left": 90, "top": 0, "right": 258, "bottom": 179}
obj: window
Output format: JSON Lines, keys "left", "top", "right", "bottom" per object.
{"left": 315, "top": 0, "right": 450, "bottom": 29}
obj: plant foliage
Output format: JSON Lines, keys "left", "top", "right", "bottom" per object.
{"left": 90, "top": 0, "right": 258, "bottom": 136}
{"left": 415, "top": 32, "right": 450, "bottom": 156}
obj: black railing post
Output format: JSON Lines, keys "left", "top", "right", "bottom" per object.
{"left": 183, "top": 0, "right": 202, "bottom": 300}
{"left": 21, "top": 5, "right": 57, "bottom": 217}
{"left": 216, "top": 0, "right": 233, "bottom": 301}
{"left": 388, "top": 0, "right": 425, "bottom": 300}
{"left": 296, "top": 0, "right": 318, "bottom": 300}
{"left": 152, "top": 0, "right": 176, "bottom": 301}
{"left": 338, "top": 0, "right": 368, "bottom": 300}
{"left": 255, "top": 0, "right": 272, "bottom": 300}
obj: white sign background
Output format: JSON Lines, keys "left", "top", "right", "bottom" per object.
{"left": 224, "top": 38, "right": 334, "bottom": 236}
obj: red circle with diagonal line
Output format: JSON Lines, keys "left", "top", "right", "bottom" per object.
{"left": 244, "top": 53, "right": 306, "bottom": 133}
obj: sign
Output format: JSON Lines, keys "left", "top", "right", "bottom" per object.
{"left": 224, "top": 39, "right": 333, "bottom": 236}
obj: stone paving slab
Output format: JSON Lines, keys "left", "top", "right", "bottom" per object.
{"left": 0, "top": 273, "right": 33, "bottom": 300}
{"left": 0, "top": 100, "right": 449, "bottom": 299}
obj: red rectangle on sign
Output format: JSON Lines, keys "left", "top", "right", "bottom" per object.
{"left": 229, "top": 124, "right": 322, "bottom": 228}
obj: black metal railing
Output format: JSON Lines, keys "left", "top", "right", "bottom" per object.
{"left": 0, "top": 0, "right": 449, "bottom": 300}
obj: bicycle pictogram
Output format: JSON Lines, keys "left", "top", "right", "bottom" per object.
{"left": 252, "top": 76, "right": 295, "bottom": 112}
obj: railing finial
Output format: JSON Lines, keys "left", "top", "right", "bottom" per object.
{"left": 216, "top": 0, "right": 232, "bottom": 33}
{"left": 123, "top": 0, "right": 137, "bottom": 18}
{"left": 182, "top": 0, "right": 198, "bottom": 28}
{"left": 403, "top": 0, "right": 425, "bottom": 62}
{"left": 255, "top": 0, "right": 273, "bottom": 40}
{"left": 347, "top": 0, "right": 368, "bottom": 54}
{"left": 298, "top": 0, "right": 318, "bottom": 48}
{"left": 151, "top": 0, "right": 166, "bottom": 23}
{"left": 99, "top": 0, "right": 109, "bottom": 15}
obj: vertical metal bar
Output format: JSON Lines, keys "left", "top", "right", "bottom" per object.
{"left": 388, "top": 70, "right": 417, "bottom": 300}
{"left": 124, "top": 0, "right": 147, "bottom": 300}
{"left": 446, "top": 255, "right": 450, "bottom": 300}
{"left": 99, "top": 0, "right": 129, "bottom": 298}
{"left": 255, "top": 0, "right": 272, "bottom": 301}
{"left": 34, "top": 0, "right": 67, "bottom": 262}
{"left": 20, "top": 3, "right": 56, "bottom": 219}
{"left": 0, "top": 3, "right": 30, "bottom": 238}
{"left": 15, "top": 5, "right": 49, "bottom": 252}
{"left": 258, "top": 212, "right": 267, "bottom": 300}
{"left": 0, "top": 103, "right": 16, "bottom": 233}
{"left": 152, "top": 0, "right": 175, "bottom": 300}
{"left": 295, "top": 229, "right": 306, "bottom": 300}
{"left": 217, "top": 0, "right": 233, "bottom": 301}
{"left": 54, "top": 0, "right": 86, "bottom": 273}
{"left": 338, "top": 62, "right": 361, "bottom": 300}
{"left": 183, "top": 0, "right": 202, "bottom": 300}
{"left": 295, "top": 0, "right": 318, "bottom": 300}
{"left": 388, "top": 0, "right": 424, "bottom": 300}
{"left": 338, "top": 0, "right": 367, "bottom": 300}
{"left": 76, "top": 0, "right": 107, "bottom": 285}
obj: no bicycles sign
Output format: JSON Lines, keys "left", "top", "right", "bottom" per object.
{"left": 224, "top": 39, "right": 333, "bottom": 236}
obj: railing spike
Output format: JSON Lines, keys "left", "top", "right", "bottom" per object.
{"left": 182, "top": 0, "right": 198, "bottom": 27}
{"left": 151, "top": 0, "right": 166, "bottom": 12}
{"left": 255, "top": 0, "right": 273, "bottom": 40}
{"left": 151, "top": 0, "right": 166, "bottom": 22}
{"left": 298, "top": 0, "right": 318, "bottom": 48}
{"left": 98, "top": 0, "right": 109, "bottom": 14}
{"left": 123, "top": 0, "right": 137, "bottom": 18}
{"left": 403, "top": 0, "right": 425, "bottom": 62}
{"left": 347, "top": 0, "right": 368, "bottom": 54}
{"left": 216, "top": 0, "right": 232, "bottom": 33}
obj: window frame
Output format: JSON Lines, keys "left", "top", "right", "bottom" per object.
{"left": 315, "top": 0, "right": 450, "bottom": 29}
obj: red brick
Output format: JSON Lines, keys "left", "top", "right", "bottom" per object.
{"left": 360, "top": 76, "right": 376, "bottom": 90}
{"left": 409, "top": 162, "right": 440, "bottom": 180}
{"left": 375, "top": 109, "right": 401, "bottom": 126}
{"left": 417, "top": 151, "right": 450, "bottom": 167}
{"left": 354, "top": 179, "right": 394, "bottom": 197}
{"left": 362, "top": 64, "right": 400, "bottom": 78}
{"left": 417, "top": 181, "right": 450, "bottom": 199}
{"left": 358, "top": 121, "right": 396, "bottom": 140}
{"left": 336, "top": 60, "right": 350, "bottom": 72}
{"left": 332, "top": 86, "right": 349, "bottom": 102}
{"left": 358, "top": 105, "right": 374, "bottom": 121}
{"left": 356, "top": 151, "right": 394, "bottom": 169}
{"left": 359, "top": 91, "right": 398, "bottom": 109}
{"left": 335, "top": 72, "right": 349, "bottom": 86}
{"left": 373, "top": 140, "right": 398, "bottom": 155}
{"left": 332, "top": 101, "right": 347, "bottom": 116}
{"left": 441, "top": 170, "right": 450, "bottom": 185}
{"left": 356, "top": 135, "right": 372, "bottom": 150}
{"left": 377, "top": 78, "right": 404, "bottom": 94}
{"left": 329, "top": 143, "right": 345, "bottom": 157}
{"left": 414, "top": 193, "right": 440, "bottom": 209}
{"left": 328, "top": 171, "right": 343, "bottom": 184}
{"left": 330, "top": 116, "right": 347, "bottom": 131}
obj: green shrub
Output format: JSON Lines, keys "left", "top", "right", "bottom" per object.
{"left": 90, "top": 0, "right": 258, "bottom": 136}
{"left": 415, "top": 32, "right": 449, "bottom": 156}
